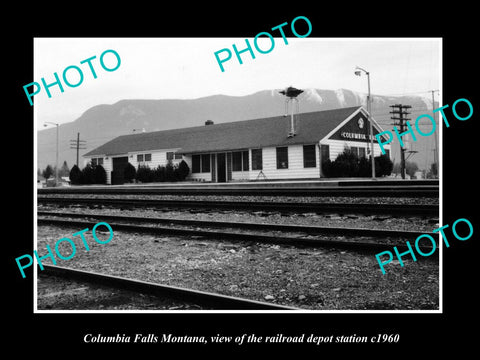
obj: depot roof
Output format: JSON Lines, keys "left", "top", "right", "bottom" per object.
{"left": 84, "top": 106, "right": 366, "bottom": 157}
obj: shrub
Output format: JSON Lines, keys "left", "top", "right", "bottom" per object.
{"left": 136, "top": 165, "right": 154, "bottom": 183}
{"left": 358, "top": 157, "right": 371, "bottom": 177}
{"left": 176, "top": 160, "right": 190, "bottom": 181}
{"left": 153, "top": 165, "right": 166, "bottom": 182}
{"left": 165, "top": 160, "right": 175, "bottom": 182}
{"left": 94, "top": 164, "right": 107, "bottom": 184}
{"left": 82, "top": 163, "right": 96, "bottom": 184}
{"left": 42, "top": 165, "right": 54, "bottom": 179}
{"left": 69, "top": 165, "right": 82, "bottom": 185}
{"left": 375, "top": 154, "right": 393, "bottom": 177}
{"left": 322, "top": 149, "right": 393, "bottom": 178}
{"left": 124, "top": 162, "right": 136, "bottom": 183}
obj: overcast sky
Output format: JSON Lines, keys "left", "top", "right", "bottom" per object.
{"left": 34, "top": 37, "right": 441, "bottom": 128}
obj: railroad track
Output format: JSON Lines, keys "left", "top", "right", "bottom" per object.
{"left": 40, "top": 265, "right": 296, "bottom": 310}
{"left": 37, "top": 197, "right": 438, "bottom": 217}
{"left": 38, "top": 184, "right": 438, "bottom": 197}
{"left": 37, "top": 212, "right": 436, "bottom": 252}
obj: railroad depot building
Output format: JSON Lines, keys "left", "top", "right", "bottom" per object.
{"left": 83, "top": 106, "right": 391, "bottom": 185}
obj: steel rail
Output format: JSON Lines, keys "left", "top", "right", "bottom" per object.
{"left": 38, "top": 185, "right": 438, "bottom": 197}
{"left": 41, "top": 265, "right": 297, "bottom": 310}
{"left": 37, "top": 216, "right": 436, "bottom": 253}
{"left": 37, "top": 197, "right": 439, "bottom": 216}
{"left": 38, "top": 210, "right": 429, "bottom": 238}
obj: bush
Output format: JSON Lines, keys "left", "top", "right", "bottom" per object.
{"left": 165, "top": 161, "right": 175, "bottom": 182}
{"left": 82, "top": 163, "right": 96, "bottom": 184}
{"left": 42, "top": 165, "right": 54, "bottom": 179}
{"left": 177, "top": 160, "right": 190, "bottom": 181}
{"left": 322, "top": 149, "right": 393, "bottom": 178}
{"left": 124, "top": 162, "right": 136, "bottom": 183}
{"left": 375, "top": 154, "right": 393, "bottom": 177}
{"left": 132, "top": 161, "right": 190, "bottom": 183}
{"left": 358, "top": 157, "right": 371, "bottom": 177}
{"left": 136, "top": 165, "right": 154, "bottom": 183}
{"left": 69, "top": 165, "right": 82, "bottom": 185}
{"left": 94, "top": 164, "right": 107, "bottom": 184}
{"left": 153, "top": 165, "right": 166, "bottom": 182}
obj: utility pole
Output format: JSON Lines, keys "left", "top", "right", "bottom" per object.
{"left": 355, "top": 66, "right": 375, "bottom": 179}
{"left": 431, "top": 90, "right": 439, "bottom": 176}
{"left": 390, "top": 104, "right": 411, "bottom": 179}
{"left": 70, "top": 133, "right": 87, "bottom": 167}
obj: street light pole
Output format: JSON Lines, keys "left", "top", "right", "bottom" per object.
{"left": 355, "top": 66, "right": 376, "bottom": 180}
{"left": 44, "top": 122, "right": 59, "bottom": 186}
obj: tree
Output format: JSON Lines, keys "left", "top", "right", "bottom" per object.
{"left": 165, "top": 160, "right": 175, "bottom": 181}
{"left": 136, "top": 165, "right": 153, "bottom": 183}
{"left": 124, "top": 162, "right": 136, "bottom": 183}
{"left": 153, "top": 165, "right": 166, "bottom": 182}
{"left": 42, "top": 165, "right": 54, "bottom": 179}
{"left": 427, "top": 162, "right": 438, "bottom": 179}
{"left": 69, "top": 165, "right": 82, "bottom": 185}
{"left": 405, "top": 161, "right": 419, "bottom": 178}
{"left": 176, "top": 160, "right": 190, "bottom": 181}
{"left": 94, "top": 165, "right": 107, "bottom": 184}
{"left": 357, "top": 157, "right": 371, "bottom": 177}
{"left": 374, "top": 154, "right": 393, "bottom": 177}
{"left": 82, "top": 163, "right": 96, "bottom": 184}
{"left": 59, "top": 161, "right": 70, "bottom": 177}
{"left": 334, "top": 149, "right": 358, "bottom": 177}
{"left": 322, "top": 148, "right": 359, "bottom": 177}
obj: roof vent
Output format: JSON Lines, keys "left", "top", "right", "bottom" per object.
{"left": 205, "top": 120, "right": 214, "bottom": 126}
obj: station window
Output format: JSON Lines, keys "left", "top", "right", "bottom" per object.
{"left": 303, "top": 145, "right": 316, "bottom": 168}
{"left": 201, "top": 154, "right": 210, "bottom": 173}
{"left": 359, "top": 147, "right": 366, "bottom": 158}
{"left": 232, "top": 151, "right": 242, "bottom": 171}
{"left": 137, "top": 154, "right": 151, "bottom": 163}
{"left": 252, "top": 149, "right": 262, "bottom": 170}
{"left": 242, "top": 150, "right": 249, "bottom": 171}
{"left": 276, "top": 147, "right": 288, "bottom": 169}
{"left": 192, "top": 155, "right": 201, "bottom": 173}
{"left": 232, "top": 151, "right": 249, "bottom": 171}
{"left": 90, "top": 158, "right": 103, "bottom": 165}
{"left": 167, "top": 152, "right": 183, "bottom": 160}
{"left": 91, "top": 158, "right": 103, "bottom": 166}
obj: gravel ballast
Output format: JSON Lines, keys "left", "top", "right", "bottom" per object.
{"left": 36, "top": 224, "right": 439, "bottom": 311}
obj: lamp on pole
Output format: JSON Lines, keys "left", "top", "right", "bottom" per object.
{"left": 355, "top": 66, "right": 376, "bottom": 180}
{"left": 44, "top": 122, "right": 59, "bottom": 186}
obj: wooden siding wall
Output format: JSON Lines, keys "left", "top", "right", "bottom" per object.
{"left": 253, "top": 145, "right": 320, "bottom": 180}
{"left": 85, "top": 148, "right": 184, "bottom": 184}
{"left": 85, "top": 140, "right": 392, "bottom": 184}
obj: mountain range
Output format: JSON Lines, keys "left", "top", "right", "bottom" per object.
{"left": 37, "top": 88, "right": 439, "bottom": 173}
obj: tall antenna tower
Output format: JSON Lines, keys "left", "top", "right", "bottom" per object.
{"left": 279, "top": 86, "right": 304, "bottom": 138}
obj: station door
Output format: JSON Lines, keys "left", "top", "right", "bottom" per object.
{"left": 111, "top": 156, "right": 129, "bottom": 185}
